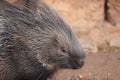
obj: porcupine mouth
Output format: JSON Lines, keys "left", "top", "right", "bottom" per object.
{"left": 72, "top": 59, "right": 85, "bottom": 69}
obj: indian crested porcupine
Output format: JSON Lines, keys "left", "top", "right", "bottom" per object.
{"left": 0, "top": 0, "right": 85, "bottom": 80}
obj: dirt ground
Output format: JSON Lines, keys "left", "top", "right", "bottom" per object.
{"left": 49, "top": 50, "right": 120, "bottom": 80}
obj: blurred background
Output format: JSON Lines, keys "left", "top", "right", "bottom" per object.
{"left": 44, "top": 0, "right": 120, "bottom": 80}
{"left": 44, "top": 0, "right": 120, "bottom": 53}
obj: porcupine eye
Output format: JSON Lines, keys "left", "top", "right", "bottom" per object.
{"left": 61, "top": 46, "right": 67, "bottom": 53}
{"left": 62, "top": 49, "right": 66, "bottom": 52}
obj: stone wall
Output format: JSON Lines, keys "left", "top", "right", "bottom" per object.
{"left": 44, "top": 0, "right": 120, "bottom": 53}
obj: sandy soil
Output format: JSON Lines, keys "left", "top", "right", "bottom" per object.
{"left": 49, "top": 50, "right": 120, "bottom": 80}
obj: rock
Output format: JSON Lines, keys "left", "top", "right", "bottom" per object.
{"left": 80, "top": 39, "right": 98, "bottom": 53}
{"left": 109, "top": 38, "right": 120, "bottom": 48}
{"left": 107, "top": 32, "right": 120, "bottom": 48}
{"left": 44, "top": 0, "right": 104, "bottom": 29}
{"left": 107, "top": 0, "right": 120, "bottom": 25}
{"left": 72, "top": 21, "right": 90, "bottom": 35}
{"left": 89, "top": 28, "right": 107, "bottom": 46}
{"left": 44, "top": 0, "right": 120, "bottom": 52}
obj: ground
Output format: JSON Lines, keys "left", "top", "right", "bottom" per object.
{"left": 49, "top": 49, "right": 120, "bottom": 80}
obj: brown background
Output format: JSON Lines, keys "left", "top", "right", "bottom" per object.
{"left": 44, "top": 0, "right": 120, "bottom": 80}
{"left": 44, "top": 0, "right": 120, "bottom": 53}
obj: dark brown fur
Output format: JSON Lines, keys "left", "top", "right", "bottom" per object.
{"left": 0, "top": 0, "right": 85, "bottom": 80}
